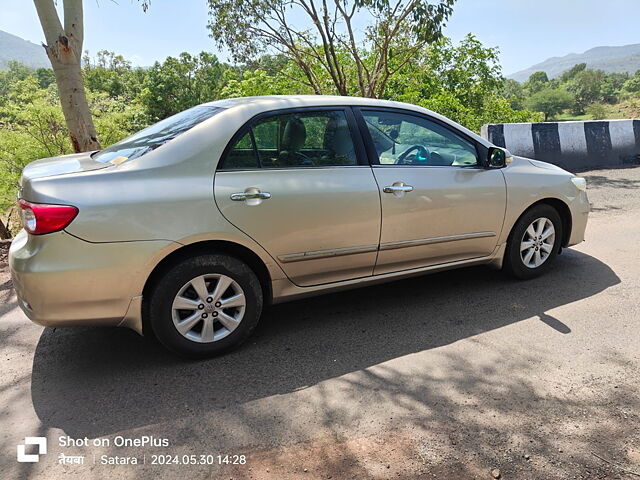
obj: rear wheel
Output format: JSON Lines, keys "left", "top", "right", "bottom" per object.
{"left": 504, "top": 204, "right": 563, "bottom": 280}
{"left": 147, "top": 254, "right": 262, "bottom": 358}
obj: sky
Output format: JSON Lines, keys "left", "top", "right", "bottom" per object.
{"left": 0, "top": 0, "right": 638, "bottom": 76}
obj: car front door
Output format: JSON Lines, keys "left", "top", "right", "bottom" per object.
{"left": 357, "top": 108, "right": 507, "bottom": 275}
{"left": 214, "top": 107, "right": 381, "bottom": 287}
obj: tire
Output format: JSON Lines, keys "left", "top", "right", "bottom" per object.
{"left": 503, "top": 204, "right": 563, "bottom": 280}
{"left": 146, "top": 254, "right": 263, "bottom": 358}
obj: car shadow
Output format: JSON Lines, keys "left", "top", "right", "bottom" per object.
{"left": 582, "top": 172, "right": 640, "bottom": 189}
{"left": 30, "top": 249, "right": 619, "bottom": 439}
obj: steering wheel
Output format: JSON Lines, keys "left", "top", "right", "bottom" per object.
{"left": 280, "top": 150, "right": 315, "bottom": 166}
{"left": 396, "top": 145, "right": 430, "bottom": 165}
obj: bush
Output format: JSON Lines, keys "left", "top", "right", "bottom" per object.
{"left": 585, "top": 103, "right": 607, "bottom": 120}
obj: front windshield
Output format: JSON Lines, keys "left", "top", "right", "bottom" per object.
{"left": 92, "top": 106, "right": 224, "bottom": 164}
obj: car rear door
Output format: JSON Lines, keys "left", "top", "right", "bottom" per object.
{"left": 214, "top": 107, "right": 381, "bottom": 287}
{"left": 356, "top": 108, "right": 506, "bottom": 275}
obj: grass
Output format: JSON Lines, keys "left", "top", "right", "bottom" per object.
{"left": 553, "top": 99, "right": 640, "bottom": 121}
{"left": 603, "top": 97, "right": 640, "bottom": 119}
{"left": 555, "top": 112, "right": 593, "bottom": 122}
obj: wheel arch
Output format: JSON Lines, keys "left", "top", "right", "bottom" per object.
{"left": 141, "top": 240, "right": 273, "bottom": 335}
{"left": 512, "top": 198, "right": 572, "bottom": 248}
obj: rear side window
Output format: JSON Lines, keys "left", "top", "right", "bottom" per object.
{"left": 220, "top": 110, "right": 358, "bottom": 170}
{"left": 93, "top": 106, "right": 223, "bottom": 165}
{"left": 224, "top": 131, "right": 260, "bottom": 169}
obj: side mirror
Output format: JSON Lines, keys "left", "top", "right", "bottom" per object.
{"left": 487, "top": 147, "right": 512, "bottom": 168}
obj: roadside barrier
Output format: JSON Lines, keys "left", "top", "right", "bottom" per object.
{"left": 481, "top": 120, "right": 640, "bottom": 171}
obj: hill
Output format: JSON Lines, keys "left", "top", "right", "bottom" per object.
{"left": 0, "top": 30, "right": 50, "bottom": 70}
{"left": 508, "top": 43, "right": 640, "bottom": 82}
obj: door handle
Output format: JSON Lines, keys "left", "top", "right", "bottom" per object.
{"left": 230, "top": 191, "right": 272, "bottom": 201}
{"left": 383, "top": 183, "right": 414, "bottom": 194}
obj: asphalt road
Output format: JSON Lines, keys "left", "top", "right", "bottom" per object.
{"left": 1, "top": 167, "right": 639, "bottom": 480}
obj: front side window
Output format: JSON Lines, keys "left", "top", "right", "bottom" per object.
{"left": 221, "top": 110, "right": 359, "bottom": 169}
{"left": 363, "top": 111, "right": 478, "bottom": 167}
{"left": 93, "top": 106, "right": 223, "bottom": 165}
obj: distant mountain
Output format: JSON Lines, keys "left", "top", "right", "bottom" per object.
{"left": 508, "top": 44, "right": 640, "bottom": 82}
{"left": 0, "top": 30, "right": 50, "bottom": 70}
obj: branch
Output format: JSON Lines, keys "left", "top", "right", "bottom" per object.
{"left": 591, "top": 452, "right": 640, "bottom": 477}
{"left": 335, "top": 0, "right": 366, "bottom": 95}
{"left": 388, "top": 0, "right": 418, "bottom": 39}
{"left": 321, "top": 0, "right": 346, "bottom": 93}
{"left": 259, "top": 62, "right": 315, "bottom": 91}
{"left": 300, "top": 0, "right": 343, "bottom": 94}
{"left": 367, "top": 0, "right": 419, "bottom": 97}
{"left": 273, "top": 6, "right": 324, "bottom": 64}
{"left": 63, "top": 0, "right": 84, "bottom": 52}
{"left": 33, "top": 0, "right": 63, "bottom": 47}
{"left": 247, "top": 9, "right": 324, "bottom": 93}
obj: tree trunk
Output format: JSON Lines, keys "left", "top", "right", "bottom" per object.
{"left": 46, "top": 49, "right": 100, "bottom": 152}
{"left": 34, "top": 0, "right": 100, "bottom": 153}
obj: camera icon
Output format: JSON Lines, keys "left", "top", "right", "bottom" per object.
{"left": 17, "top": 437, "right": 47, "bottom": 463}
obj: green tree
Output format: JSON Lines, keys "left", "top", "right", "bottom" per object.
{"left": 83, "top": 50, "right": 147, "bottom": 100}
{"left": 559, "top": 63, "right": 586, "bottom": 83}
{"left": 207, "top": 0, "right": 456, "bottom": 98}
{"left": 220, "top": 67, "right": 313, "bottom": 98}
{"left": 623, "top": 71, "right": 640, "bottom": 93}
{"left": 385, "top": 34, "right": 501, "bottom": 104}
{"left": 568, "top": 69, "right": 606, "bottom": 114}
{"left": 423, "top": 34, "right": 503, "bottom": 110}
{"left": 35, "top": 68, "right": 56, "bottom": 89}
{"left": 384, "top": 34, "right": 541, "bottom": 131}
{"left": 501, "top": 78, "right": 527, "bottom": 110}
{"left": 140, "top": 52, "right": 226, "bottom": 120}
{"left": 526, "top": 87, "right": 573, "bottom": 121}
{"left": 0, "top": 62, "right": 34, "bottom": 101}
{"left": 606, "top": 72, "right": 630, "bottom": 91}
{"left": 524, "top": 71, "right": 549, "bottom": 94}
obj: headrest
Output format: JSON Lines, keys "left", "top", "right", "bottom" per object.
{"left": 282, "top": 116, "right": 306, "bottom": 152}
{"left": 324, "top": 116, "right": 354, "bottom": 159}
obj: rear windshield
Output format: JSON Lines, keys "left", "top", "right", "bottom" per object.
{"left": 92, "top": 106, "right": 223, "bottom": 164}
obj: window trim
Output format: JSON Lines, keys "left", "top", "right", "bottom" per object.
{"left": 248, "top": 127, "right": 262, "bottom": 169}
{"left": 217, "top": 106, "right": 370, "bottom": 171}
{"left": 353, "top": 106, "right": 488, "bottom": 169}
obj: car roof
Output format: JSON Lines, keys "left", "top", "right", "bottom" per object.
{"left": 203, "top": 94, "right": 419, "bottom": 109}
{"left": 200, "top": 95, "right": 490, "bottom": 147}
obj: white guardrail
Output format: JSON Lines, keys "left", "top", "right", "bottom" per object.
{"left": 481, "top": 120, "right": 640, "bottom": 171}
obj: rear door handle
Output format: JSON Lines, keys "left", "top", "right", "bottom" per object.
{"left": 383, "top": 185, "right": 414, "bottom": 193}
{"left": 230, "top": 191, "right": 272, "bottom": 201}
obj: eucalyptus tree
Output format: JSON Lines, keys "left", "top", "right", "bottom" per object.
{"left": 33, "top": 0, "right": 149, "bottom": 152}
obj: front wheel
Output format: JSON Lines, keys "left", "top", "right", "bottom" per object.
{"left": 146, "top": 254, "right": 263, "bottom": 358}
{"left": 503, "top": 204, "right": 563, "bottom": 280}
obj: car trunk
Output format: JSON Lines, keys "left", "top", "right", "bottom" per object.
{"left": 19, "top": 151, "right": 110, "bottom": 201}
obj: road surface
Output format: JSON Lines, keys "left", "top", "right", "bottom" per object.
{"left": 1, "top": 167, "right": 639, "bottom": 480}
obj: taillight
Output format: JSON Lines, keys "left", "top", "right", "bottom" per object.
{"left": 18, "top": 199, "right": 79, "bottom": 235}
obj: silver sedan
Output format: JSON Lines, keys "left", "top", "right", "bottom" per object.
{"left": 9, "top": 95, "right": 589, "bottom": 357}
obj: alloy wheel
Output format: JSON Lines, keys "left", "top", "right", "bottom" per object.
{"left": 520, "top": 217, "right": 555, "bottom": 269}
{"left": 171, "top": 274, "right": 246, "bottom": 343}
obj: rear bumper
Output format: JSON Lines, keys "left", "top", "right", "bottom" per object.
{"left": 9, "top": 229, "right": 174, "bottom": 331}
